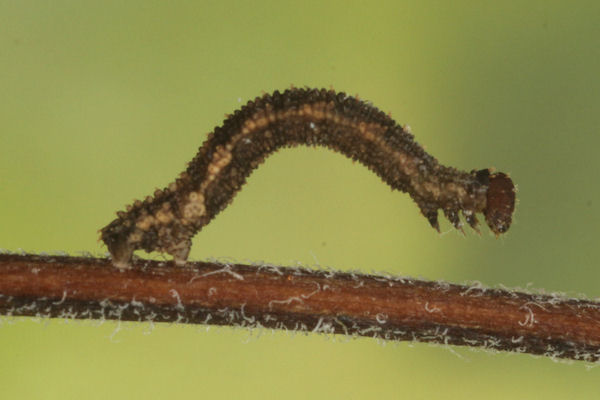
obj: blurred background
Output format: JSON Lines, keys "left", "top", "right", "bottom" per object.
{"left": 1, "top": 1, "right": 599, "bottom": 398}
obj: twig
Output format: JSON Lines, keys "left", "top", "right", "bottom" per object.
{"left": 1, "top": 253, "right": 599, "bottom": 362}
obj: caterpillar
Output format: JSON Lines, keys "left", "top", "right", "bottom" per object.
{"left": 101, "top": 88, "right": 516, "bottom": 268}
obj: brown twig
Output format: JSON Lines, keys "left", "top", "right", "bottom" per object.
{"left": 1, "top": 252, "right": 599, "bottom": 362}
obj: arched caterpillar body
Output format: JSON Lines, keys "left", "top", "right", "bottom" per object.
{"left": 101, "top": 88, "right": 516, "bottom": 268}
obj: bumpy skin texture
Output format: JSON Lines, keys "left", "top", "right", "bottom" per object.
{"left": 101, "top": 88, "right": 516, "bottom": 268}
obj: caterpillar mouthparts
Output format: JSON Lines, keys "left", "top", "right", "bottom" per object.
{"left": 101, "top": 87, "right": 516, "bottom": 268}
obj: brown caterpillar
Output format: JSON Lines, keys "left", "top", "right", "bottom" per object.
{"left": 101, "top": 88, "right": 516, "bottom": 268}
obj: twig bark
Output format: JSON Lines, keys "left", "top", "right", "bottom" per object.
{"left": 1, "top": 253, "right": 599, "bottom": 362}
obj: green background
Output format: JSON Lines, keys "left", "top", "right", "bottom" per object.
{"left": 2, "top": 1, "right": 600, "bottom": 398}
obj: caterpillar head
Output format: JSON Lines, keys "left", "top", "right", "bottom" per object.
{"left": 476, "top": 170, "right": 515, "bottom": 235}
